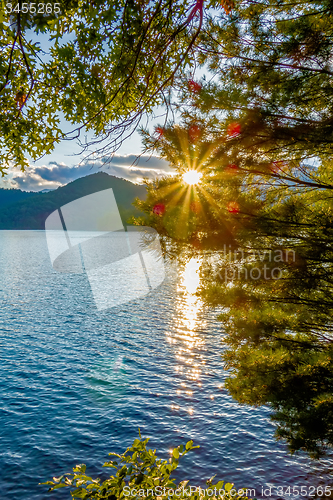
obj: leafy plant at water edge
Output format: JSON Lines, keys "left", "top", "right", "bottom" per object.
{"left": 41, "top": 431, "right": 250, "bottom": 499}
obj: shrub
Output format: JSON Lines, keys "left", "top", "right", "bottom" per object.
{"left": 41, "top": 431, "right": 250, "bottom": 499}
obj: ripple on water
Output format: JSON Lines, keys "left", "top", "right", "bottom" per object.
{"left": 0, "top": 232, "right": 332, "bottom": 500}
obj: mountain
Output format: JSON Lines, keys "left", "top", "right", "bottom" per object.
{"left": 0, "top": 188, "right": 38, "bottom": 208}
{"left": 0, "top": 173, "right": 147, "bottom": 229}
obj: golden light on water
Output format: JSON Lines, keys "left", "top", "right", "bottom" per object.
{"left": 167, "top": 258, "right": 219, "bottom": 415}
{"left": 169, "top": 259, "right": 205, "bottom": 394}
{"left": 181, "top": 258, "right": 201, "bottom": 294}
{"left": 182, "top": 170, "right": 202, "bottom": 185}
{"left": 176, "top": 259, "right": 203, "bottom": 340}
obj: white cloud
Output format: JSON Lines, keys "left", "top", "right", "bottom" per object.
{"left": 1, "top": 155, "right": 175, "bottom": 192}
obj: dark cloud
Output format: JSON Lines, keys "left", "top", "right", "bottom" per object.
{"left": 6, "top": 155, "right": 175, "bottom": 192}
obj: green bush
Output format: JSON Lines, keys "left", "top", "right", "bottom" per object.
{"left": 41, "top": 431, "right": 251, "bottom": 499}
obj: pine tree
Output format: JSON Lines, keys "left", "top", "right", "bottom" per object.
{"left": 135, "top": 0, "right": 333, "bottom": 454}
{"left": 136, "top": 109, "right": 333, "bottom": 458}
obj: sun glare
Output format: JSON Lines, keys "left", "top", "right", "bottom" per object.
{"left": 182, "top": 170, "right": 202, "bottom": 185}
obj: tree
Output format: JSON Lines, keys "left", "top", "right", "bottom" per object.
{"left": 132, "top": 0, "right": 333, "bottom": 455}
{"left": 223, "top": 340, "right": 333, "bottom": 458}
{"left": 0, "top": 0, "right": 220, "bottom": 172}
{"left": 135, "top": 117, "right": 333, "bottom": 458}
{"left": 197, "top": 0, "right": 333, "bottom": 167}
{"left": 3, "top": 0, "right": 331, "bottom": 171}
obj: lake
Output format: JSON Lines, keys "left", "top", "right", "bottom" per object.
{"left": 0, "top": 231, "right": 331, "bottom": 499}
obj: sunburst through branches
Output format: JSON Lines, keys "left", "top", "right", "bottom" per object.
{"left": 182, "top": 170, "right": 202, "bottom": 185}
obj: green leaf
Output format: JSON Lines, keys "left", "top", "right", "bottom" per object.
{"left": 185, "top": 440, "right": 193, "bottom": 450}
{"left": 225, "top": 483, "right": 234, "bottom": 492}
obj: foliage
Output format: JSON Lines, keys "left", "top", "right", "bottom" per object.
{"left": 136, "top": 116, "right": 333, "bottom": 457}
{"left": 2, "top": 0, "right": 333, "bottom": 171}
{"left": 224, "top": 341, "right": 333, "bottom": 458}
{"left": 0, "top": 186, "right": 36, "bottom": 207}
{"left": 133, "top": 0, "right": 333, "bottom": 455}
{"left": 41, "top": 432, "right": 250, "bottom": 499}
{"left": 197, "top": 0, "right": 333, "bottom": 167}
{"left": 0, "top": 0, "right": 222, "bottom": 171}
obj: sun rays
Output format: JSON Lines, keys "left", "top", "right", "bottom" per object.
{"left": 150, "top": 151, "right": 212, "bottom": 240}
{"left": 182, "top": 170, "right": 203, "bottom": 185}
{"left": 150, "top": 123, "right": 242, "bottom": 241}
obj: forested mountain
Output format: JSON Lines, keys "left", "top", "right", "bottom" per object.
{"left": 0, "top": 188, "right": 38, "bottom": 208}
{"left": 0, "top": 173, "right": 146, "bottom": 229}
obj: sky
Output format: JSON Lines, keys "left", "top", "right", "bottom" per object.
{"left": 1, "top": 128, "right": 176, "bottom": 192}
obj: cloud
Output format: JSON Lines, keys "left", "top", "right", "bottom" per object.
{"left": 103, "top": 154, "right": 173, "bottom": 170}
{"left": 2, "top": 155, "right": 175, "bottom": 192}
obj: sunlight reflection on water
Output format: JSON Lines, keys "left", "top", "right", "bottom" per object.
{"left": 166, "top": 258, "right": 210, "bottom": 415}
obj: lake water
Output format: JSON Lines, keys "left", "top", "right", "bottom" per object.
{"left": 0, "top": 231, "right": 332, "bottom": 499}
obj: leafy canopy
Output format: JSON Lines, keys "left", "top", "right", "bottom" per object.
{"left": 0, "top": 0, "right": 221, "bottom": 172}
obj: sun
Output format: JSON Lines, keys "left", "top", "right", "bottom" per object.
{"left": 182, "top": 170, "right": 202, "bottom": 185}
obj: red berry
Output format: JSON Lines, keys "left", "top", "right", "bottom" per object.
{"left": 227, "top": 201, "right": 240, "bottom": 213}
{"left": 189, "top": 124, "right": 201, "bottom": 143}
{"left": 190, "top": 201, "right": 201, "bottom": 213}
{"left": 221, "top": 0, "right": 234, "bottom": 15}
{"left": 153, "top": 203, "right": 165, "bottom": 216}
{"left": 227, "top": 122, "right": 241, "bottom": 137}
{"left": 188, "top": 80, "right": 201, "bottom": 93}
{"left": 225, "top": 164, "right": 240, "bottom": 174}
{"left": 155, "top": 127, "right": 164, "bottom": 139}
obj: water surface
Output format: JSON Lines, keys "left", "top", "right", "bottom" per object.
{"left": 0, "top": 231, "right": 331, "bottom": 499}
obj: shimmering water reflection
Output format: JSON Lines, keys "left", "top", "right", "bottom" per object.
{"left": 0, "top": 232, "right": 332, "bottom": 500}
